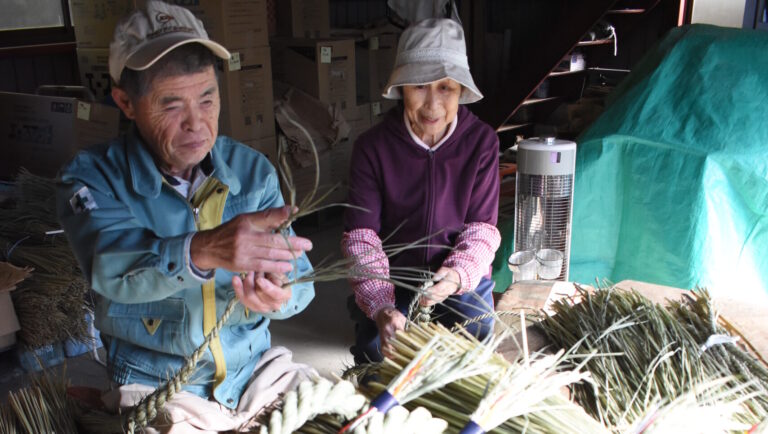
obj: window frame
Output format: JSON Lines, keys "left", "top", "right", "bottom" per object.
{"left": 0, "top": 0, "right": 75, "bottom": 50}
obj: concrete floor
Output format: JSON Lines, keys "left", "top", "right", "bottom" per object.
{"left": 270, "top": 220, "right": 356, "bottom": 378}
{"left": 0, "top": 219, "right": 354, "bottom": 401}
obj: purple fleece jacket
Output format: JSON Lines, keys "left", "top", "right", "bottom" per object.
{"left": 344, "top": 105, "right": 500, "bottom": 271}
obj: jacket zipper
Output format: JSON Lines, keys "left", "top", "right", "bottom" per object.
{"left": 424, "top": 150, "right": 435, "bottom": 267}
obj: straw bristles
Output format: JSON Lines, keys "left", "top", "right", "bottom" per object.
{"left": 626, "top": 377, "right": 762, "bottom": 434}
{"left": 0, "top": 170, "right": 91, "bottom": 349}
{"left": 537, "top": 284, "right": 768, "bottom": 431}
{"left": 354, "top": 322, "right": 608, "bottom": 433}
{"left": 384, "top": 326, "right": 503, "bottom": 405}
{"left": 468, "top": 349, "right": 595, "bottom": 432}
{"left": 1, "top": 366, "right": 78, "bottom": 434}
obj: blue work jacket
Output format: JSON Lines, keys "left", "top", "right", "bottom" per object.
{"left": 56, "top": 129, "right": 314, "bottom": 408}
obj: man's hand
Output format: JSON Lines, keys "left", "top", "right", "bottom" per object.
{"left": 190, "top": 206, "right": 312, "bottom": 274}
{"left": 420, "top": 267, "right": 461, "bottom": 307}
{"left": 375, "top": 306, "right": 407, "bottom": 358}
{"left": 232, "top": 271, "right": 292, "bottom": 313}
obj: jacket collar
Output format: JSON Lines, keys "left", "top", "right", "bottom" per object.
{"left": 127, "top": 127, "right": 242, "bottom": 197}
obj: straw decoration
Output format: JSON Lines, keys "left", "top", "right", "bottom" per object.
{"left": 340, "top": 327, "right": 502, "bottom": 432}
{"left": 626, "top": 377, "right": 764, "bottom": 434}
{"left": 251, "top": 377, "right": 448, "bottom": 434}
{"left": 256, "top": 378, "right": 366, "bottom": 434}
{"left": 460, "top": 348, "right": 595, "bottom": 434}
{"left": 537, "top": 284, "right": 768, "bottom": 431}
{"left": 351, "top": 322, "right": 609, "bottom": 433}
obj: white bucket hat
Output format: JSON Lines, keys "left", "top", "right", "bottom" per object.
{"left": 382, "top": 18, "right": 483, "bottom": 104}
{"left": 108, "top": 0, "right": 231, "bottom": 84}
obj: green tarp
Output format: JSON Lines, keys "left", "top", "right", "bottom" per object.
{"left": 569, "top": 24, "right": 768, "bottom": 299}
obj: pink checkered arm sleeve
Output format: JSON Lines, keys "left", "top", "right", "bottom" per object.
{"left": 442, "top": 222, "right": 501, "bottom": 294}
{"left": 341, "top": 228, "right": 396, "bottom": 319}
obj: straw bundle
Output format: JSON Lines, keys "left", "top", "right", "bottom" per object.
{"left": 356, "top": 322, "right": 609, "bottom": 434}
{"left": 626, "top": 377, "right": 762, "bottom": 434}
{"left": 537, "top": 285, "right": 768, "bottom": 431}
{"left": 0, "top": 366, "right": 78, "bottom": 434}
{"left": 250, "top": 377, "right": 448, "bottom": 434}
{"left": 0, "top": 170, "right": 91, "bottom": 349}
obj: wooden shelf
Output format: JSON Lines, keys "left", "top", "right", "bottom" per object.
{"left": 588, "top": 67, "right": 631, "bottom": 73}
{"left": 548, "top": 69, "right": 586, "bottom": 77}
{"left": 497, "top": 123, "right": 531, "bottom": 133}
{"left": 576, "top": 38, "right": 614, "bottom": 47}
{"left": 606, "top": 8, "right": 645, "bottom": 14}
{"left": 520, "top": 96, "right": 562, "bottom": 106}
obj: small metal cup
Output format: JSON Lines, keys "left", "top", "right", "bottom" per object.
{"left": 508, "top": 250, "right": 537, "bottom": 282}
{"left": 536, "top": 249, "right": 563, "bottom": 280}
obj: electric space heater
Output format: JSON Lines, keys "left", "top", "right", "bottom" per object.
{"left": 514, "top": 137, "right": 576, "bottom": 281}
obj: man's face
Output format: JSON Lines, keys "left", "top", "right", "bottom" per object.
{"left": 115, "top": 66, "right": 220, "bottom": 177}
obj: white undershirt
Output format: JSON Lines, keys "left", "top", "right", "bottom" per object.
{"left": 167, "top": 168, "right": 208, "bottom": 200}
{"left": 164, "top": 165, "right": 213, "bottom": 281}
{"left": 404, "top": 111, "right": 458, "bottom": 151}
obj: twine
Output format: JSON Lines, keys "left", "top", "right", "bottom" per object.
{"left": 407, "top": 280, "right": 434, "bottom": 328}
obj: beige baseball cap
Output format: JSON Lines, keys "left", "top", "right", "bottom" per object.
{"left": 108, "top": 0, "right": 231, "bottom": 84}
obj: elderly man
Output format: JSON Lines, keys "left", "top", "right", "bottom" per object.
{"left": 56, "top": 2, "right": 314, "bottom": 431}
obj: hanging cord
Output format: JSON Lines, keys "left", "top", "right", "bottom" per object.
{"left": 608, "top": 24, "right": 618, "bottom": 56}
{"left": 4, "top": 235, "right": 30, "bottom": 261}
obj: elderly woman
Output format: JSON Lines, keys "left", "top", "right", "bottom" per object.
{"left": 342, "top": 18, "right": 501, "bottom": 363}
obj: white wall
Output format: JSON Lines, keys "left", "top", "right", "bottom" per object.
{"left": 691, "top": 0, "right": 747, "bottom": 28}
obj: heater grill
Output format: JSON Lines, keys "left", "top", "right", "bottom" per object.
{"left": 514, "top": 137, "right": 576, "bottom": 281}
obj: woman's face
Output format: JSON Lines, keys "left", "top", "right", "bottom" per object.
{"left": 402, "top": 78, "right": 461, "bottom": 146}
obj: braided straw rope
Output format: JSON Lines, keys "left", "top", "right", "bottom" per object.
{"left": 125, "top": 297, "right": 240, "bottom": 434}
{"left": 257, "top": 378, "right": 448, "bottom": 434}
{"left": 406, "top": 280, "right": 434, "bottom": 327}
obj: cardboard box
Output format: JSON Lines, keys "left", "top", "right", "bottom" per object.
{"left": 370, "top": 99, "right": 398, "bottom": 125}
{"left": 0, "top": 262, "right": 29, "bottom": 352}
{"left": 272, "top": 38, "right": 356, "bottom": 110}
{"left": 69, "top": 0, "right": 135, "bottom": 48}
{"left": 76, "top": 48, "right": 112, "bottom": 101}
{"left": 242, "top": 135, "right": 277, "bottom": 166}
{"left": 16, "top": 342, "right": 66, "bottom": 372}
{"left": 282, "top": 138, "right": 333, "bottom": 206}
{"left": 137, "top": 0, "right": 269, "bottom": 49}
{"left": 355, "top": 34, "right": 398, "bottom": 103}
{"left": 277, "top": 0, "right": 329, "bottom": 39}
{"left": 341, "top": 102, "right": 369, "bottom": 123}
{"left": 0, "top": 92, "right": 121, "bottom": 179}
{"left": 0, "top": 290, "right": 20, "bottom": 352}
{"left": 282, "top": 113, "right": 370, "bottom": 205}
{"left": 218, "top": 46, "right": 275, "bottom": 142}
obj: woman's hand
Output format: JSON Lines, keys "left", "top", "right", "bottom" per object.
{"left": 375, "top": 306, "right": 407, "bottom": 358}
{"left": 420, "top": 267, "right": 461, "bottom": 307}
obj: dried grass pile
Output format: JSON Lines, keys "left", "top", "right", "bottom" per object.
{"left": 537, "top": 284, "right": 768, "bottom": 431}
{"left": 0, "top": 169, "right": 91, "bottom": 349}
